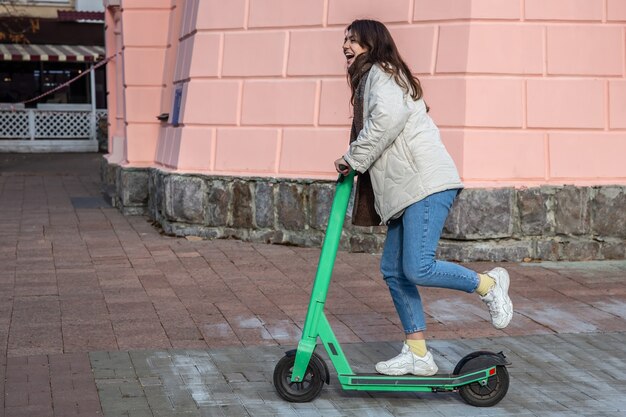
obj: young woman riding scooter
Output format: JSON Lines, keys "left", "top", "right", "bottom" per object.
{"left": 335, "top": 19, "right": 514, "bottom": 377}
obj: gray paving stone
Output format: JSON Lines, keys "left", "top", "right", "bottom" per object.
{"left": 89, "top": 332, "right": 626, "bottom": 416}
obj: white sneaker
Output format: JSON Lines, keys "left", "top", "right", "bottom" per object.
{"left": 481, "top": 267, "right": 513, "bottom": 329}
{"left": 375, "top": 343, "right": 438, "bottom": 376}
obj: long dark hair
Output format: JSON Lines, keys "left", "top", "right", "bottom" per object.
{"left": 346, "top": 19, "right": 425, "bottom": 107}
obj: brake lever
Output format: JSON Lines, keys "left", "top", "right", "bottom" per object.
{"left": 337, "top": 164, "right": 350, "bottom": 183}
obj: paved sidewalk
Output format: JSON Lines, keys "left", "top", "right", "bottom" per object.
{"left": 1, "top": 153, "right": 625, "bottom": 416}
{"left": 88, "top": 333, "right": 626, "bottom": 417}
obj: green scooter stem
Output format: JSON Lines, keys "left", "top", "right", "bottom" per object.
{"left": 291, "top": 171, "right": 355, "bottom": 382}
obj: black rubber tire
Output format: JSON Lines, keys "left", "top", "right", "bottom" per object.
{"left": 458, "top": 365, "right": 509, "bottom": 407}
{"left": 273, "top": 353, "right": 326, "bottom": 402}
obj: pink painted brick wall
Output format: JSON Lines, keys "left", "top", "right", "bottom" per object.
{"left": 608, "top": 0, "right": 626, "bottom": 21}
{"left": 526, "top": 80, "right": 605, "bottom": 129}
{"left": 122, "top": 10, "right": 170, "bottom": 47}
{"left": 222, "top": 32, "right": 286, "bottom": 76}
{"left": 182, "top": 81, "right": 240, "bottom": 125}
{"left": 119, "top": 2, "right": 171, "bottom": 164}
{"left": 124, "top": 87, "right": 164, "bottom": 123}
{"left": 462, "top": 131, "right": 546, "bottom": 180}
{"left": 318, "top": 79, "right": 352, "bottom": 126}
{"left": 188, "top": 33, "right": 221, "bottom": 78}
{"left": 549, "top": 133, "right": 626, "bottom": 180}
{"left": 525, "top": 0, "right": 604, "bottom": 21}
{"left": 328, "top": 0, "right": 412, "bottom": 25}
{"left": 109, "top": 0, "right": 626, "bottom": 185}
{"left": 215, "top": 128, "right": 280, "bottom": 173}
{"left": 609, "top": 80, "right": 626, "bottom": 128}
{"left": 437, "top": 25, "right": 543, "bottom": 74}
{"left": 288, "top": 29, "right": 346, "bottom": 76}
{"left": 389, "top": 26, "right": 436, "bottom": 74}
{"left": 280, "top": 129, "right": 351, "bottom": 174}
{"left": 547, "top": 26, "right": 623, "bottom": 75}
{"left": 195, "top": 0, "right": 246, "bottom": 30}
{"left": 248, "top": 0, "right": 325, "bottom": 28}
{"left": 414, "top": 0, "right": 520, "bottom": 21}
{"left": 177, "top": 127, "right": 214, "bottom": 171}
{"left": 241, "top": 81, "right": 317, "bottom": 125}
{"left": 123, "top": 49, "right": 167, "bottom": 85}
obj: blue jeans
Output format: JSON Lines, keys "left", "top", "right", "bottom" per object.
{"left": 380, "top": 189, "right": 479, "bottom": 334}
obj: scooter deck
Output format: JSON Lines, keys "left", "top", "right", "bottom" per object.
{"left": 351, "top": 373, "right": 476, "bottom": 385}
{"left": 338, "top": 366, "right": 497, "bottom": 392}
{"left": 345, "top": 369, "right": 492, "bottom": 386}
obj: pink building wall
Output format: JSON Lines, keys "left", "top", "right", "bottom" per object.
{"left": 105, "top": 0, "right": 626, "bottom": 186}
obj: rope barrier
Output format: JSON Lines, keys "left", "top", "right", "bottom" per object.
{"left": 4, "top": 52, "right": 119, "bottom": 109}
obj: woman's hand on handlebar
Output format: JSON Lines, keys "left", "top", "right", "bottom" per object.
{"left": 334, "top": 157, "right": 351, "bottom": 176}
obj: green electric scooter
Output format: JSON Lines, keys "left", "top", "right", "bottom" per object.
{"left": 273, "top": 170, "right": 511, "bottom": 407}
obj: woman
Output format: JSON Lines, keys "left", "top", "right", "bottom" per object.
{"left": 335, "top": 19, "right": 513, "bottom": 376}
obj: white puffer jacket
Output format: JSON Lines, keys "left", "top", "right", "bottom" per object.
{"left": 343, "top": 64, "right": 463, "bottom": 224}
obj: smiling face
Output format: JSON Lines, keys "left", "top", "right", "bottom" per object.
{"left": 343, "top": 29, "right": 367, "bottom": 68}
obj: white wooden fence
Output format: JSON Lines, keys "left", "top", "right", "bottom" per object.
{"left": 0, "top": 106, "right": 107, "bottom": 152}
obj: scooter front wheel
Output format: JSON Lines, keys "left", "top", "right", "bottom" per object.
{"left": 273, "top": 353, "right": 326, "bottom": 402}
{"left": 458, "top": 365, "right": 509, "bottom": 407}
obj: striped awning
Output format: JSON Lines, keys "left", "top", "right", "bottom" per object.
{"left": 57, "top": 10, "right": 105, "bottom": 22}
{"left": 0, "top": 44, "right": 105, "bottom": 62}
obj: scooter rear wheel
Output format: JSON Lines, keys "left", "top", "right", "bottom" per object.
{"left": 458, "top": 365, "right": 509, "bottom": 407}
{"left": 273, "top": 353, "right": 326, "bottom": 402}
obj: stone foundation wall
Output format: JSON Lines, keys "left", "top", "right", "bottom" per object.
{"left": 101, "top": 159, "right": 626, "bottom": 262}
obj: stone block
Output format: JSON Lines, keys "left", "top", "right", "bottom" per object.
{"left": 146, "top": 171, "right": 157, "bottom": 218}
{"left": 436, "top": 241, "right": 466, "bottom": 261}
{"left": 600, "top": 239, "right": 626, "bottom": 260}
{"left": 277, "top": 183, "right": 306, "bottom": 231}
{"left": 554, "top": 186, "right": 590, "bottom": 236}
{"left": 165, "top": 222, "right": 222, "bottom": 240}
{"left": 443, "top": 188, "right": 514, "bottom": 240}
{"left": 534, "top": 239, "right": 561, "bottom": 261}
{"left": 152, "top": 171, "right": 166, "bottom": 219}
{"left": 518, "top": 187, "right": 552, "bottom": 236}
{"left": 254, "top": 182, "right": 275, "bottom": 228}
{"left": 349, "top": 233, "right": 385, "bottom": 254}
{"left": 122, "top": 206, "right": 146, "bottom": 216}
{"left": 120, "top": 169, "right": 149, "bottom": 207}
{"left": 560, "top": 239, "right": 600, "bottom": 260}
{"left": 249, "top": 229, "right": 282, "bottom": 244}
{"left": 591, "top": 186, "right": 626, "bottom": 238}
{"left": 281, "top": 230, "right": 324, "bottom": 248}
{"left": 231, "top": 181, "right": 253, "bottom": 228}
{"left": 438, "top": 240, "right": 532, "bottom": 262}
{"left": 308, "top": 183, "right": 334, "bottom": 230}
{"left": 107, "top": 168, "right": 626, "bottom": 262}
{"left": 205, "top": 179, "right": 230, "bottom": 227}
{"left": 165, "top": 175, "right": 206, "bottom": 223}
{"left": 101, "top": 157, "right": 117, "bottom": 187}
{"left": 101, "top": 162, "right": 119, "bottom": 207}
